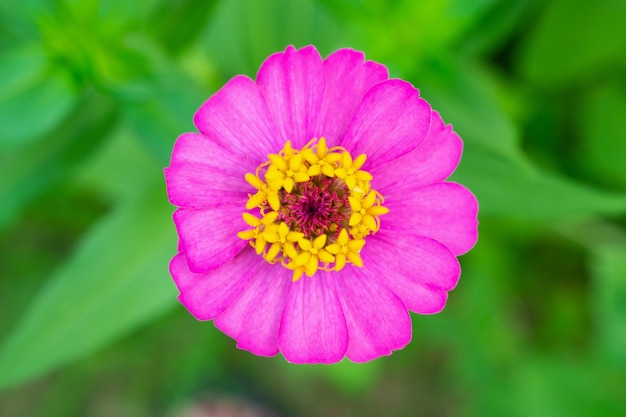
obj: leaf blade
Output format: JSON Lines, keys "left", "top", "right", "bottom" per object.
{"left": 0, "top": 184, "right": 177, "bottom": 390}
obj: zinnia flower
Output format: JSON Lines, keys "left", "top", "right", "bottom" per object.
{"left": 165, "top": 45, "right": 478, "bottom": 363}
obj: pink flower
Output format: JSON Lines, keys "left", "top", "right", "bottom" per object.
{"left": 165, "top": 45, "right": 478, "bottom": 363}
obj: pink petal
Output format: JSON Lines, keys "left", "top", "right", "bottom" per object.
{"left": 194, "top": 75, "right": 282, "bottom": 160}
{"left": 341, "top": 79, "right": 431, "bottom": 169}
{"left": 256, "top": 45, "right": 325, "bottom": 148}
{"left": 173, "top": 205, "right": 248, "bottom": 272}
{"left": 278, "top": 272, "right": 348, "bottom": 364}
{"left": 314, "top": 48, "right": 388, "bottom": 146}
{"left": 371, "top": 111, "right": 463, "bottom": 189}
{"left": 170, "top": 250, "right": 258, "bottom": 320}
{"left": 382, "top": 182, "right": 479, "bottom": 256}
{"left": 363, "top": 229, "right": 460, "bottom": 314}
{"left": 334, "top": 267, "right": 412, "bottom": 362}
{"left": 214, "top": 264, "right": 292, "bottom": 357}
{"left": 165, "top": 132, "right": 250, "bottom": 209}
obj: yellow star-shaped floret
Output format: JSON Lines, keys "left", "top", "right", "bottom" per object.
{"left": 334, "top": 152, "right": 372, "bottom": 190}
{"left": 301, "top": 137, "right": 342, "bottom": 177}
{"left": 348, "top": 191, "right": 389, "bottom": 233}
{"left": 325, "top": 229, "right": 365, "bottom": 271}
{"left": 293, "top": 234, "right": 334, "bottom": 277}
{"left": 237, "top": 211, "right": 280, "bottom": 254}
{"left": 260, "top": 222, "right": 304, "bottom": 261}
{"left": 264, "top": 141, "right": 310, "bottom": 193}
{"left": 245, "top": 173, "right": 281, "bottom": 211}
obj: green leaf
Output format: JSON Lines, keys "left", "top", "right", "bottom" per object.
{"left": 73, "top": 124, "right": 167, "bottom": 201}
{"left": 108, "top": 35, "right": 206, "bottom": 165}
{"left": 200, "top": 0, "right": 342, "bottom": 78}
{"left": 0, "top": 43, "right": 46, "bottom": 95}
{"left": 517, "top": 0, "right": 626, "bottom": 87}
{"left": 0, "top": 0, "right": 52, "bottom": 40}
{"left": 0, "top": 91, "right": 117, "bottom": 230}
{"left": 319, "top": 359, "right": 382, "bottom": 394}
{"left": 590, "top": 245, "right": 626, "bottom": 368}
{"left": 122, "top": 73, "right": 204, "bottom": 165}
{"left": 146, "top": 0, "right": 219, "bottom": 54}
{"left": 460, "top": 0, "right": 535, "bottom": 56}
{"left": 577, "top": 81, "right": 626, "bottom": 189}
{"left": 454, "top": 147, "right": 626, "bottom": 220}
{"left": 278, "top": 358, "right": 382, "bottom": 395}
{"left": 514, "top": 357, "right": 626, "bottom": 417}
{"left": 0, "top": 184, "right": 178, "bottom": 390}
{"left": 416, "top": 55, "right": 524, "bottom": 162}
{"left": 0, "top": 44, "right": 78, "bottom": 149}
{"left": 319, "top": 0, "right": 495, "bottom": 73}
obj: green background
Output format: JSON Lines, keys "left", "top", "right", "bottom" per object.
{"left": 2, "top": 0, "right": 626, "bottom": 416}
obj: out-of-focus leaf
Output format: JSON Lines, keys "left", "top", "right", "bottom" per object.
{"left": 122, "top": 73, "right": 204, "bottom": 165}
{"left": 590, "top": 245, "right": 626, "bottom": 368}
{"left": 0, "top": 45, "right": 78, "bottom": 148}
{"left": 318, "top": 0, "right": 494, "bottom": 73}
{"left": 35, "top": 5, "right": 151, "bottom": 87}
{"left": 108, "top": 35, "right": 206, "bottom": 165}
{"left": 73, "top": 124, "right": 166, "bottom": 201}
{"left": 146, "top": 0, "right": 218, "bottom": 53}
{"left": 460, "top": 0, "right": 535, "bottom": 56}
{"left": 0, "top": 91, "right": 117, "bottom": 230}
{"left": 446, "top": 233, "right": 521, "bottom": 417}
{"left": 514, "top": 357, "right": 626, "bottom": 417}
{"left": 0, "top": 184, "right": 177, "bottom": 390}
{"left": 320, "top": 359, "right": 382, "bottom": 394}
{"left": 279, "top": 358, "right": 382, "bottom": 395}
{"left": 455, "top": 147, "right": 626, "bottom": 220}
{"left": 577, "top": 81, "right": 626, "bottom": 189}
{"left": 66, "top": 0, "right": 152, "bottom": 29}
{"left": 516, "top": 0, "right": 626, "bottom": 87}
{"left": 200, "top": 0, "right": 341, "bottom": 78}
{"left": 416, "top": 55, "right": 523, "bottom": 161}
{"left": 0, "top": 43, "right": 45, "bottom": 95}
{"left": 0, "top": 0, "right": 51, "bottom": 41}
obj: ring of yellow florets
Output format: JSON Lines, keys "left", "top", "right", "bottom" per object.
{"left": 237, "top": 138, "right": 389, "bottom": 282}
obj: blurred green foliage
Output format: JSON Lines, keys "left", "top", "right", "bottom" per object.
{"left": 1, "top": 0, "right": 626, "bottom": 416}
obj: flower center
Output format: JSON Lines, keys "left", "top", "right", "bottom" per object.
{"left": 237, "top": 138, "right": 388, "bottom": 282}
{"left": 281, "top": 177, "right": 349, "bottom": 238}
